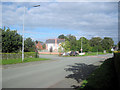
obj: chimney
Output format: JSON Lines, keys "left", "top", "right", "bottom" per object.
{"left": 55, "top": 38, "right": 57, "bottom": 50}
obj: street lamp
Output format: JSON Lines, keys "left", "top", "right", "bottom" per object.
{"left": 81, "top": 37, "right": 83, "bottom": 53}
{"left": 96, "top": 40, "right": 101, "bottom": 55}
{"left": 22, "top": 5, "right": 40, "bottom": 62}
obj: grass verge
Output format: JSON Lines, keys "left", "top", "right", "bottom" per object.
{"left": 0, "top": 58, "right": 50, "bottom": 65}
{"left": 63, "top": 52, "right": 109, "bottom": 57}
{"left": 79, "top": 58, "right": 119, "bottom": 90}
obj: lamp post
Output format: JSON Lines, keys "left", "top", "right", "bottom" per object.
{"left": 81, "top": 37, "right": 83, "bottom": 53}
{"left": 96, "top": 40, "right": 101, "bottom": 55}
{"left": 22, "top": 5, "right": 40, "bottom": 62}
{"left": 22, "top": 6, "right": 25, "bottom": 62}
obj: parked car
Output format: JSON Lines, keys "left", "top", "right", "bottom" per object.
{"left": 69, "top": 51, "right": 79, "bottom": 56}
{"left": 62, "top": 52, "right": 69, "bottom": 56}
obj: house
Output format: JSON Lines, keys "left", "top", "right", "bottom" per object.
{"left": 35, "top": 41, "right": 43, "bottom": 50}
{"left": 46, "top": 38, "right": 65, "bottom": 52}
{"left": 111, "top": 46, "right": 118, "bottom": 51}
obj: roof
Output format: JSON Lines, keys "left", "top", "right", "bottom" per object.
{"left": 46, "top": 39, "right": 65, "bottom": 44}
{"left": 35, "top": 41, "right": 43, "bottom": 50}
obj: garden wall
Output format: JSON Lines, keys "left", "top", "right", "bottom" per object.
{"left": 38, "top": 51, "right": 59, "bottom": 55}
{"left": 114, "top": 53, "right": 120, "bottom": 89}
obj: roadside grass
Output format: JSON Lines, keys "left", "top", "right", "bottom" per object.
{"left": 0, "top": 58, "right": 50, "bottom": 65}
{"left": 63, "top": 52, "right": 109, "bottom": 57}
{"left": 84, "top": 52, "right": 107, "bottom": 56}
{"left": 79, "top": 58, "right": 119, "bottom": 90}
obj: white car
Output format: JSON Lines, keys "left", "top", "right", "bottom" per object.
{"left": 62, "top": 52, "right": 69, "bottom": 56}
{"left": 79, "top": 52, "right": 85, "bottom": 55}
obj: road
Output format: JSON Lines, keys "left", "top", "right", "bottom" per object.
{"left": 2, "top": 54, "right": 113, "bottom": 88}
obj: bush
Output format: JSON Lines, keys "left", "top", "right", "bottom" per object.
{"left": 114, "top": 53, "right": 120, "bottom": 89}
{"left": 2, "top": 52, "right": 35, "bottom": 60}
{"left": 35, "top": 52, "right": 39, "bottom": 58}
{"left": 118, "top": 41, "right": 120, "bottom": 50}
{"left": 80, "top": 58, "right": 119, "bottom": 90}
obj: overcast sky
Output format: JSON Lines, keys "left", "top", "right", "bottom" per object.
{"left": 1, "top": 2, "right": 118, "bottom": 44}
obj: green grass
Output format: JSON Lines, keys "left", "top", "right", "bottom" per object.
{"left": 63, "top": 52, "right": 109, "bottom": 57}
{"left": 0, "top": 58, "right": 50, "bottom": 65}
{"left": 79, "top": 58, "right": 119, "bottom": 90}
{"left": 84, "top": 52, "right": 107, "bottom": 56}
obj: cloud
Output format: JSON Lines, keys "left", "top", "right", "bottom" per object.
{"left": 0, "top": 2, "right": 2, "bottom": 27}
{"left": 2, "top": 2, "right": 118, "bottom": 43}
{"left": 2, "top": 2, "right": 117, "bottom": 29}
{"left": 1, "top": 0, "right": 119, "bottom": 2}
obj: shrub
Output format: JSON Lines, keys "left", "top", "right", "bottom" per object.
{"left": 80, "top": 58, "right": 119, "bottom": 90}
{"left": 2, "top": 52, "right": 35, "bottom": 60}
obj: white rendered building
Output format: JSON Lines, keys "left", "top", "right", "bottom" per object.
{"left": 46, "top": 39, "right": 65, "bottom": 52}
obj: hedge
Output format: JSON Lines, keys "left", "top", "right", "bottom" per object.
{"left": 114, "top": 52, "right": 120, "bottom": 89}
{"left": 1, "top": 52, "right": 35, "bottom": 60}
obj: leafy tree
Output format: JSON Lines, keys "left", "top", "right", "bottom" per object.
{"left": 0, "top": 28, "right": 2, "bottom": 53}
{"left": 58, "top": 34, "right": 67, "bottom": 39}
{"left": 35, "top": 40, "right": 43, "bottom": 44}
{"left": 91, "top": 45, "right": 103, "bottom": 52}
{"left": 61, "top": 40, "right": 70, "bottom": 52}
{"left": 101, "top": 37, "right": 114, "bottom": 52}
{"left": 42, "top": 44, "right": 46, "bottom": 49}
{"left": 89, "top": 37, "right": 103, "bottom": 52}
{"left": 24, "top": 38, "right": 34, "bottom": 52}
{"left": 58, "top": 46, "right": 63, "bottom": 56}
{"left": 2, "top": 27, "right": 22, "bottom": 53}
{"left": 89, "top": 37, "right": 102, "bottom": 47}
{"left": 91, "top": 46, "right": 98, "bottom": 52}
{"left": 77, "top": 37, "right": 91, "bottom": 52}
{"left": 35, "top": 40, "right": 38, "bottom": 44}
{"left": 66, "top": 34, "right": 77, "bottom": 51}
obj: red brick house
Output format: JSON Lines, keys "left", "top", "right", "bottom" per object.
{"left": 35, "top": 41, "right": 43, "bottom": 50}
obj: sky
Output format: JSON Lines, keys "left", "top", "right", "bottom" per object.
{"left": 1, "top": 2, "right": 118, "bottom": 44}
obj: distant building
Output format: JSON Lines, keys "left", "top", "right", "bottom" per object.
{"left": 35, "top": 41, "right": 43, "bottom": 50}
{"left": 111, "top": 46, "right": 118, "bottom": 51}
{"left": 46, "top": 38, "right": 65, "bottom": 52}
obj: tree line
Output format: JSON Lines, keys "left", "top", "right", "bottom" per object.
{"left": 58, "top": 34, "right": 115, "bottom": 53}
{"left": 1, "top": 27, "right": 35, "bottom": 53}
{"left": 1, "top": 27, "right": 119, "bottom": 53}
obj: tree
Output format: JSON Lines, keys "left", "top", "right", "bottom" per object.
{"left": 89, "top": 37, "right": 103, "bottom": 52}
{"left": 42, "top": 44, "right": 46, "bottom": 49}
{"left": 89, "top": 37, "right": 102, "bottom": 47}
{"left": 101, "top": 37, "right": 114, "bottom": 52}
{"left": 35, "top": 40, "right": 38, "bottom": 44}
{"left": 58, "top": 46, "right": 63, "bottom": 56}
{"left": 2, "top": 27, "right": 22, "bottom": 53}
{"left": 0, "top": 28, "right": 2, "bottom": 53}
{"left": 66, "top": 34, "right": 77, "bottom": 51}
{"left": 77, "top": 37, "right": 91, "bottom": 52}
{"left": 24, "top": 38, "right": 34, "bottom": 52}
{"left": 61, "top": 41, "right": 70, "bottom": 52}
{"left": 58, "top": 34, "right": 66, "bottom": 39}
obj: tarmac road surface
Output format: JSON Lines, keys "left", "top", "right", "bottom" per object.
{"left": 2, "top": 54, "right": 113, "bottom": 88}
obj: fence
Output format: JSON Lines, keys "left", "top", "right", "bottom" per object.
{"left": 1, "top": 52, "right": 35, "bottom": 60}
